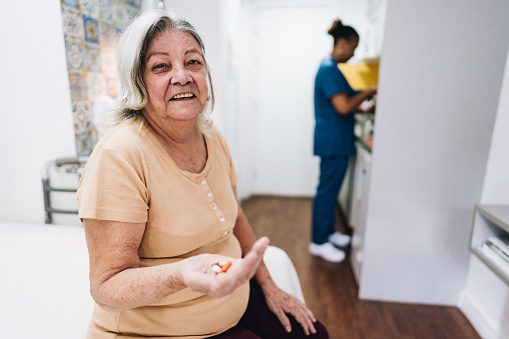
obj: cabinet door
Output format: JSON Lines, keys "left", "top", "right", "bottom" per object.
{"left": 338, "top": 157, "right": 356, "bottom": 223}
{"left": 350, "top": 145, "right": 372, "bottom": 284}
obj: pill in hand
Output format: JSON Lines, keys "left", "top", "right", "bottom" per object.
{"left": 212, "top": 261, "right": 232, "bottom": 274}
{"left": 212, "top": 264, "right": 222, "bottom": 273}
{"left": 221, "top": 261, "right": 232, "bottom": 272}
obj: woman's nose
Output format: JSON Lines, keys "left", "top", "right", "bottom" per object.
{"left": 171, "top": 67, "right": 191, "bottom": 85}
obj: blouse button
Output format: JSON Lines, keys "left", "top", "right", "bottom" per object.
{"left": 223, "top": 230, "right": 228, "bottom": 236}
{"left": 201, "top": 180, "right": 207, "bottom": 185}
{"left": 212, "top": 205, "right": 218, "bottom": 211}
{"left": 207, "top": 192, "right": 213, "bottom": 198}
{"left": 220, "top": 217, "right": 225, "bottom": 223}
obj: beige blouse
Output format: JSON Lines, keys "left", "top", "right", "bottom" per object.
{"left": 77, "top": 121, "right": 249, "bottom": 338}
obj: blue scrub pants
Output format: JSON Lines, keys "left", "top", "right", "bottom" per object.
{"left": 312, "top": 155, "right": 350, "bottom": 245}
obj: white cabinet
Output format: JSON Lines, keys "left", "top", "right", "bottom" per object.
{"left": 469, "top": 205, "right": 509, "bottom": 286}
{"left": 349, "top": 143, "right": 372, "bottom": 285}
{"left": 338, "top": 157, "right": 355, "bottom": 224}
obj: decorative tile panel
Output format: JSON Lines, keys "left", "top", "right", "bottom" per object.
{"left": 63, "top": 0, "right": 79, "bottom": 9}
{"left": 65, "top": 42, "right": 85, "bottom": 70}
{"left": 85, "top": 45, "right": 101, "bottom": 72}
{"left": 62, "top": 8, "right": 85, "bottom": 41}
{"left": 79, "top": 0, "right": 99, "bottom": 17}
{"left": 83, "top": 16, "right": 100, "bottom": 44}
{"left": 100, "top": 47, "right": 117, "bottom": 78}
{"left": 87, "top": 72, "right": 106, "bottom": 98}
{"left": 98, "top": 0, "right": 113, "bottom": 21}
{"left": 61, "top": 0, "right": 141, "bottom": 156}
{"left": 69, "top": 72, "right": 89, "bottom": 102}
{"left": 73, "top": 101, "right": 92, "bottom": 134}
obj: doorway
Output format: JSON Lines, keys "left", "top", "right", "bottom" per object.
{"left": 245, "top": 0, "right": 342, "bottom": 196}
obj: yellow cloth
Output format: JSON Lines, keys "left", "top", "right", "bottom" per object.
{"left": 77, "top": 120, "right": 249, "bottom": 338}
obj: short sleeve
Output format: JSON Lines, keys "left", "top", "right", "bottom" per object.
{"left": 77, "top": 147, "right": 148, "bottom": 223}
{"left": 320, "top": 65, "right": 351, "bottom": 99}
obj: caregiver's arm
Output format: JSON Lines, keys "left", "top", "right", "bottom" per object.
{"left": 83, "top": 219, "right": 267, "bottom": 312}
{"left": 331, "top": 88, "right": 377, "bottom": 115}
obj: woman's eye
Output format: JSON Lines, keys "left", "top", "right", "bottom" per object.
{"left": 152, "top": 63, "right": 168, "bottom": 71}
{"left": 188, "top": 60, "right": 202, "bottom": 66}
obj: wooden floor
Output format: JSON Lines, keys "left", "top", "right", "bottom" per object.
{"left": 241, "top": 196, "right": 480, "bottom": 339}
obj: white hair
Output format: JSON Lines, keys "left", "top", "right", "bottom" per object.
{"left": 106, "top": 9, "right": 214, "bottom": 131}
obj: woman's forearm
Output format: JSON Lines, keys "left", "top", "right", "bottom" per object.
{"left": 332, "top": 88, "right": 376, "bottom": 114}
{"left": 91, "top": 262, "right": 186, "bottom": 312}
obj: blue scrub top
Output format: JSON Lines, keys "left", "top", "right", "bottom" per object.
{"left": 313, "top": 55, "right": 358, "bottom": 157}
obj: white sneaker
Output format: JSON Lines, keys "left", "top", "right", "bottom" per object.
{"left": 309, "top": 242, "right": 345, "bottom": 263}
{"left": 328, "top": 232, "right": 351, "bottom": 247}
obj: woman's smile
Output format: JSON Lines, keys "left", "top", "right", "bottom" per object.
{"left": 170, "top": 92, "right": 195, "bottom": 100}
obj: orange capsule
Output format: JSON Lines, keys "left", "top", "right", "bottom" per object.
{"left": 221, "top": 261, "right": 232, "bottom": 272}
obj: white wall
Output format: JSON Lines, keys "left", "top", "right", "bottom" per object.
{"left": 0, "top": 1, "right": 77, "bottom": 224}
{"left": 359, "top": 0, "right": 509, "bottom": 305}
{"left": 459, "top": 43, "right": 509, "bottom": 339}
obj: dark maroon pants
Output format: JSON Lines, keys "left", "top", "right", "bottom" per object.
{"left": 210, "top": 280, "right": 329, "bottom": 338}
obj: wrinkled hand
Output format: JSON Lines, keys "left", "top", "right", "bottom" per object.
{"left": 179, "top": 237, "right": 269, "bottom": 298}
{"left": 264, "top": 285, "right": 317, "bottom": 335}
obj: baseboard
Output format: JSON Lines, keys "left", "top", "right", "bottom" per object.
{"left": 459, "top": 290, "right": 509, "bottom": 339}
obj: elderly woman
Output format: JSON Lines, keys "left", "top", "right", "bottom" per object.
{"left": 77, "top": 9, "right": 328, "bottom": 339}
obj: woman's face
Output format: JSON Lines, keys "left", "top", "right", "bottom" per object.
{"left": 334, "top": 37, "right": 359, "bottom": 63}
{"left": 142, "top": 30, "right": 208, "bottom": 125}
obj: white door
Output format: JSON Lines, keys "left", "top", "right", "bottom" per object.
{"left": 248, "top": 1, "right": 341, "bottom": 196}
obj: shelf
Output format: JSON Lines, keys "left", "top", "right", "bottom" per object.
{"left": 469, "top": 205, "right": 509, "bottom": 286}
{"left": 475, "top": 205, "right": 509, "bottom": 233}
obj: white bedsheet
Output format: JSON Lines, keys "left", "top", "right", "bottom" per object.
{"left": 0, "top": 222, "right": 93, "bottom": 339}
{"left": 0, "top": 222, "right": 304, "bottom": 338}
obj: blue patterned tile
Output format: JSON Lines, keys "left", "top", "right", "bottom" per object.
{"left": 99, "top": 0, "right": 113, "bottom": 21}
{"left": 85, "top": 45, "right": 101, "bottom": 72}
{"left": 72, "top": 101, "right": 92, "bottom": 134}
{"left": 76, "top": 130, "right": 94, "bottom": 156}
{"left": 79, "top": 0, "right": 99, "bottom": 18}
{"left": 99, "top": 21, "right": 118, "bottom": 47}
{"left": 83, "top": 16, "right": 99, "bottom": 44}
{"left": 65, "top": 42, "right": 84, "bottom": 70}
{"left": 62, "top": 7, "right": 85, "bottom": 40}
{"left": 87, "top": 72, "right": 106, "bottom": 98}
{"left": 127, "top": 0, "right": 142, "bottom": 8}
{"left": 69, "top": 72, "right": 89, "bottom": 102}
{"left": 63, "top": 0, "right": 79, "bottom": 9}
{"left": 112, "top": 2, "right": 132, "bottom": 30}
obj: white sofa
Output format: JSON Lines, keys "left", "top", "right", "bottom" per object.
{"left": 0, "top": 222, "right": 304, "bottom": 339}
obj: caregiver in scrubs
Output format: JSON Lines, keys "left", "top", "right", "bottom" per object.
{"left": 309, "top": 19, "right": 376, "bottom": 263}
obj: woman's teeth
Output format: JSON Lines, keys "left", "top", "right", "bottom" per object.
{"left": 172, "top": 93, "right": 194, "bottom": 100}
